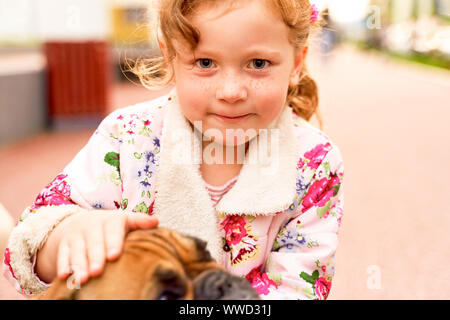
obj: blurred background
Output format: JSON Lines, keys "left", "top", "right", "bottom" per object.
{"left": 0, "top": 0, "right": 449, "bottom": 299}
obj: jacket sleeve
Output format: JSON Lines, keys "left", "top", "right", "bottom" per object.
{"left": 261, "top": 145, "right": 344, "bottom": 300}
{"left": 2, "top": 110, "right": 124, "bottom": 296}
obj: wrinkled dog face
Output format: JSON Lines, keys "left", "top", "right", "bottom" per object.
{"left": 35, "top": 228, "right": 259, "bottom": 300}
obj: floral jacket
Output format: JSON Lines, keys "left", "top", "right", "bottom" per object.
{"left": 3, "top": 88, "right": 344, "bottom": 300}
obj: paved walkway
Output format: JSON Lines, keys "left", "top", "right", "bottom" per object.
{"left": 309, "top": 44, "right": 450, "bottom": 299}
{"left": 1, "top": 45, "right": 449, "bottom": 299}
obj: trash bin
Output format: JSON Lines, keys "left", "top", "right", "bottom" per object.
{"left": 44, "top": 41, "right": 112, "bottom": 129}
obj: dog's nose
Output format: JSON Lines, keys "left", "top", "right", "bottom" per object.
{"left": 193, "top": 269, "right": 260, "bottom": 300}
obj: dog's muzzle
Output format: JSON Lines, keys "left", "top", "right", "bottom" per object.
{"left": 194, "top": 269, "right": 260, "bottom": 300}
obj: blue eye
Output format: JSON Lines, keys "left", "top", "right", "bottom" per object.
{"left": 196, "top": 59, "right": 214, "bottom": 69}
{"left": 251, "top": 59, "right": 269, "bottom": 69}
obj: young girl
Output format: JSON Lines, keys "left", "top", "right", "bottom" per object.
{"left": 4, "top": 0, "right": 344, "bottom": 300}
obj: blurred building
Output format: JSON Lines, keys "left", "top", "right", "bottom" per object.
{"left": 318, "top": 0, "right": 450, "bottom": 69}
{"left": 0, "top": 0, "right": 159, "bottom": 145}
{"left": 384, "top": 0, "right": 450, "bottom": 58}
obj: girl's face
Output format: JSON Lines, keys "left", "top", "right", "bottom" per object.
{"left": 171, "top": 0, "right": 307, "bottom": 147}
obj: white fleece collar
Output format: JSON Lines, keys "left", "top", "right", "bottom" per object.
{"left": 153, "top": 90, "right": 299, "bottom": 260}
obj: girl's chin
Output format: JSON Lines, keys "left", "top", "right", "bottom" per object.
{"left": 203, "top": 136, "right": 250, "bottom": 148}
{"left": 204, "top": 127, "right": 257, "bottom": 145}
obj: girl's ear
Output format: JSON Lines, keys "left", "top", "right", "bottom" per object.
{"left": 290, "top": 45, "right": 308, "bottom": 85}
{"left": 157, "top": 29, "right": 169, "bottom": 59}
{"left": 157, "top": 30, "right": 176, "bottom": 83}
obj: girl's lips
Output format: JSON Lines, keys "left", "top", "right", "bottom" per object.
{"left": 214, "top": 113, "right": 252, "bottom": 123}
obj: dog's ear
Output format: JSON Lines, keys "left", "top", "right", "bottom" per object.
{"left": 32, "top": 278, "right": 80, "bottom": 300}
{"left": 188, "top": 236, "right": 213, "bottom": 262}
{"left": 179, "top": 235, "right": 224, "bottom": 280}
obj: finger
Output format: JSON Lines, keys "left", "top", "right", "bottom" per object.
{"left": 68, "top": 234, "right": 89, "bottom": 285}
{"left": 125, "top": 214, "right": 159, "bottom": 231}
{"left": 85, "top": 226, "right": 106, "bottom": 277}
{"left": 104, "top": 216, "right": 126, "bottom": 261}
{"left": 56, "top": 239, "right": 71, "bottom": 280}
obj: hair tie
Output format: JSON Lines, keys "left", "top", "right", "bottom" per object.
{"left": 310, "top": 4, "right": 319, "bottom": 23}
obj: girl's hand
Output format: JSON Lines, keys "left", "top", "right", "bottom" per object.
{"left": 36, "top": 210, "right": 158, "bottom": 285}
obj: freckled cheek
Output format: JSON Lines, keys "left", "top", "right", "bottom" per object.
{"left": 249, "top": 78, "right": 287, "bottom": 118}
{"left": 198, "top": 78, "right": 216, "bottom": 92}
{"left": 248, "top": 77, "right": 287, "bottom": 100}
{"left": 248, "top": 78, "right": 267, "bottom": 91}
{"left": 176, "top": 77, "right": 211, "bottom": 121}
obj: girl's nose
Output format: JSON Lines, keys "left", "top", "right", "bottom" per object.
{"left": 216, "top": 73, "right": 248, "bottom": 103}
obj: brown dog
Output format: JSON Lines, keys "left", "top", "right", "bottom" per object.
{"left": 34, "top": 227, "right": 259, "bottom": 300}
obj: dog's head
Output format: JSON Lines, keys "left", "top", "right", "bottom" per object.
{"left": 34, "top": 227, "right": 259, "bottom": 300}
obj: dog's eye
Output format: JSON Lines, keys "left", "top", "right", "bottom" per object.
{"left": 157, "top": 289, "right": 184, "bottom": 300}
{"left": 155, "top": 268, "right": 187, "bottom": 300}
{"left": 156, "top": 280, "right": 186, "bottom": 300}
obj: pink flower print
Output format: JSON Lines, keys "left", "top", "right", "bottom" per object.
{"left": 143, "top": 119, "right": 151, "bottom": 126}
{"left": 310, "top": 4, "right": 319, "bottom": 23}
{"left": 54, "top": 175, "right": 71, "bottom": 194}
{"left": 304, "top": 142, "right": 331, "bottom": 170}
{"left": 221, "top": 215, "right": 259, "bottom": 266}
{"left": 296, "top": 158, "right": 305, "bottom": 170}
{"left": 4, "top": 248, "right": 16, "bottom": 280}
{"left": 3, "top": 248, "right": 24, "bottom": 293}
{"left": 245, "top": 265, "right": 277, "bottom": 296}
{"left": 314, "top": 277, "right": 332, "bottom": 300}
{"left": 33, "top": 174, "right": 74, "bottom": 209}
{"left": 220, "top": 215, "right": 247, "bottom": 246}
{"left": 148, "top": 201, "right": 155, "bottom": 215}
{"left": 301, "top": 174, "right": 340, "bottom": 213}
{"left": 116, "top": 115, "right": 123, "bottom": 120}
{"left": 127, "top": 130, "right": 135, "bottom": 135}
{"left": 330, "top": 202, "right": 344, "bottom": 226}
